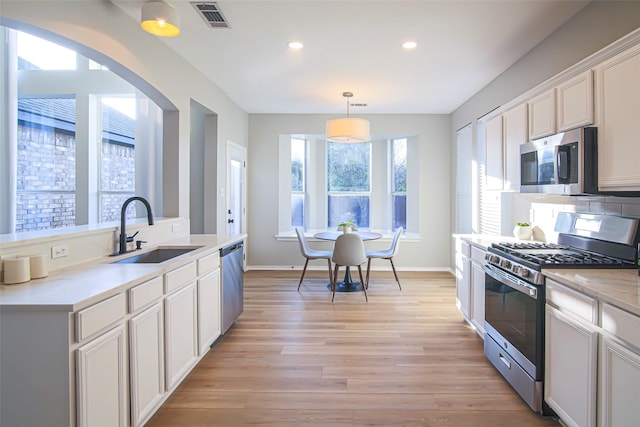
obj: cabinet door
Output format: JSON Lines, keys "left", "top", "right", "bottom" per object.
{"left": 596, "top": 44, "right": 640, "bottom": 191}
{"left": 455, "top": 254, "right": 471, "bottom": 319}
{"left": 165, "top": 281, "right": 198, "bottom": 390}
{"left": 130, "top": 302, "right": 165, "bottom": 426}
{"left": 503, "top": 104, "right": 528, "bottom": 190}
{"left": 484, "top": 115, "right": 504, "bottom": 190}
{"left": 470, "top": 261, "right": 485, "bottom": 337}
{"left": 557, "top": 70, "right": 594, "bottom": 132}
{"left": 198, "top": 268, "right": 221, "bottom": 355}
{"left": 599, "top": 337, "right": 640, "bottom": 427}
{"left": 545, "top": 305, "right": 597, "bottom": 427}
{"left": 528, "top": 89, "right": 556, "bottom": 139}
{"left": 76, "top": 324, "right": 128, "bottom": 427}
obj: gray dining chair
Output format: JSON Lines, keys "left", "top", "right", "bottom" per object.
{"left": 365, "top": 226, "right": 403, "bottom": 290}
{"left": 295, "top": 227, "right": 333, "bottom": 291}
{"left": 331, "top": 233, "right": 368, "bottom": 302}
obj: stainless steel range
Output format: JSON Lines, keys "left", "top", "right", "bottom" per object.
{"left": 483, "top": 212, "right": 640, "bottom": 414}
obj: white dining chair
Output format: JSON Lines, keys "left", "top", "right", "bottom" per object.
{"left": 365, "top": 226, "right": 403, "bottom": 290}
{"left": 295, "top": 227, "right": 333, "bottom": 291}
{"left": 331, "top": 233, "right": 368, "bottom": 302}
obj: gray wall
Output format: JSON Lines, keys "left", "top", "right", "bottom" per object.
{"left": 449, "top": 1, "right": 640, "bottom": 265}
{"left": 247, "top": 113, "right": 452, "bottom": 270}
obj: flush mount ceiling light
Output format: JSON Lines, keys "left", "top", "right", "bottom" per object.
{"left": 288, "top": 41, "right": 304, "bottom": 49}
{"left": 141, "top": 1, "right": 181, "bottom": 37}
{"left": 402, "top": 41, "right": 418, "bottom": 50}
{"left": 326, "top": 92, "right": 370, "bottom": 143}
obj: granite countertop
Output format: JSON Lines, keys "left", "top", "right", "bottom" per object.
{"left": 0, "top": 234, "right": 246, "bottom": 312}
{"left": 544, "top": 268, "right": 640, "bottom": 317}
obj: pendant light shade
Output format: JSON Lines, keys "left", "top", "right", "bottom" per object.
{"left": 326, "top": 92, "right": 370, "bottom": 143}
{"left": 141, "top": 1, "right": 180, "bottom": 37}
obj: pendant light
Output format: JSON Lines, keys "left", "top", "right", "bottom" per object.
{"left": 326, "top": 92, "right": 370, "bottom": 143}
{"left": 141, "top": 1, "right": 181, "bottom": 37}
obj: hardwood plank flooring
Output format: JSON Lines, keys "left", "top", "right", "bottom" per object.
{"left": 147, "top": 270, "right": 560, "bottom": 427}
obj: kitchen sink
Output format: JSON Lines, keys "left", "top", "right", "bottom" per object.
{"left": 112, "top": 246, "right": 203, "bottom": 264}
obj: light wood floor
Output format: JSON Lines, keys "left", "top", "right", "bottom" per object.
{"left": 147, "top": 270, "right": 560, "bottom": 427}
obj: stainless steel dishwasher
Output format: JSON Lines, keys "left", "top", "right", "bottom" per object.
{"left": 220, "top": 240, "right": 244, "bottom": 334}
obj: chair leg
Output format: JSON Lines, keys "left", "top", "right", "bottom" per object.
{"left": 332, "top": 264, "right": 340, "bottom": 302}
{"left": 297, "top": 259, "right": 310, "bottom": 291}
{"left": 357, "top": 265, "right": 368, "bottom": 302}
{"left": 365, "top": 258, "right": 372, "bottom": 289}
{"left": 389, "top": 258, "right": 401, "bottom": 290}
{"left": 327, "top": 259, "right": 333, "bottom": 284}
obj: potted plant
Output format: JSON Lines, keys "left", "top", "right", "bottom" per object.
{"left": 513, "top": 221, "right": 532, "bottom": 240}
{"left": 338, "top": 219, "right": 358, "bottom": 233}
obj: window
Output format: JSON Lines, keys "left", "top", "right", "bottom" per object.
{"left": 2, "top": 28, "right": 163, "bottom": 234}
{"left": 391, "top": 138, "right": 407, "bottom": 230}
{"left": 327, "top": 141, "right": 371, "bottom": 229}
{"left": 291, "top": 138, "right": 305, "bottom": 227}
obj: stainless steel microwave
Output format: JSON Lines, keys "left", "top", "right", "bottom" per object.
{"left": 520, "top": 127, "right": 598, "bottom": 195}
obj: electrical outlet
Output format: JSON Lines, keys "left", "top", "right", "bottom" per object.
{"left": 51, "top": 245, "right": 69, "bottom": 259}
{"left": 172, "top": 223, "right": 180, "bottom": 233}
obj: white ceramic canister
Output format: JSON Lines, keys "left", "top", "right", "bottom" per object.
{"left": 29, "top": 254, "right": 48, "bottom": 279}
{"left": 4, "top": 257, "right": 31, "bottom": 284}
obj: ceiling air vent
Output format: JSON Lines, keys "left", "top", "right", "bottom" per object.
{"left": 191, "top": 2, "right": 230, "bottom": 29}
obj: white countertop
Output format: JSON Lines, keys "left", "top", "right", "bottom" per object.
{"left": 0, "top": 234, "right": 245, "bottom": 312}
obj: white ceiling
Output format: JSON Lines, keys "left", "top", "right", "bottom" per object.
{"left": 111, "top": 0, "right": 590, "bottom": 114}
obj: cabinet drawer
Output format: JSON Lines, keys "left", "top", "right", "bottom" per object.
{"left": 129, "top": 276, "right": 163, "bottom": 313}
{"left": 165, "top": 262, "right": 197, "bottom": 294}
{"left": 471, "top": 246, "right": 486, "bottom": 264}
{"left": 198, "top": 252, "right": 220, "bottom": 275}
{"left": 546, "top": 279, "right": 597, "bottom": 324}
{"left": 602, "top": 303, "right": 640, "bottom": 350}
{"left": 76, "top": 293, "right": 127, "bottom": 342}
{"left": 458, "top": 240, "right": 471, "bottom": 257}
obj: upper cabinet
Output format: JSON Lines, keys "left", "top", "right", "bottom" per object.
{"left": 595, "top": 44, "right": 640, "bottom": 192}
{"left": 485, "top": 115, "right": 504, "bottom": 190}
{"left": 557, "top": 70, "right": 594, "bottom": 132}
{"left": 503, "top": 104, "right": 528, "bottom": 190}
{"left": 528, "top": 89, "right": 556, "bottom": 139}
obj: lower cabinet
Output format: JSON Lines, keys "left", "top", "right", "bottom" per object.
{"left": 599, "top": 337, "right": 640, "bottom": 427}
{"left": 165, "top": 281, "right": 199, "bottom": 390}
{"left": 455, "top": 238, "right": 486, "bottom": 338}
{"left": 76, "top": 324, "right": 128, "bottom": 427}
{"left": 129, "top": 302, "right": 165, "bottom": 426}
{"left": 198, "top": 268, "right": 221, "bottom": 354}
{"left": 545, "top": 304, "right": 597, "bottom": 427}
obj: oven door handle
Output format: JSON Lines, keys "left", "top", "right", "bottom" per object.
{"left": 484, "top": 263, "right": 538, "bottom": 300}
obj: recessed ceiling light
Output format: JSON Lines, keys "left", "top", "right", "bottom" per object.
{"left": 402, "top": 41, "right": 417, "bottom": 50}
{"left": 288, "top": 41, "right": 304, "bottom": 49}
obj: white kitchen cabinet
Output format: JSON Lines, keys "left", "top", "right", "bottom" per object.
{"left": 470, "top": 258, "right": 485, "bottom": 337}
{"left": 129, "top": 302, "right": 165, "bottom": 426}
{"left": 595, "top": 43, "right": 640, "bottom": 192}
{"left": 198, "top": 268, "right": 221, "bottom": 355}
{"left": 76, "top": 324, "right": 128, "bottom": 427}
{"left": 599, "top": 337, "right": 640, "bottom": 427}
{"left": 165, "top": 281, "right": 199, "bottom": 390}
{"left": 484, "top": 114, "right": 504, "bottom": 190}
{"left": 556, "top": 70, "right": 594, "bottom": 132}
{"left": 502, "top": 103, "right": 528, "bottom": 190}
{"left": 528, "top": 89, "right": 556, "bottom": 139}
{"left": 545, "top": 280, "right": 597, "bottom": 427}
{"left": 455, "top": 239, "right": 471, "bottom": 319}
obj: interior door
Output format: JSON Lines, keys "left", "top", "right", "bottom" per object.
{"left": 226, "top": 141, "right": 246, "bottom": 235}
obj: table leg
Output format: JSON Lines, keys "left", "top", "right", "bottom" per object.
{"left": 326, "top": 266, "right": 364, "bottom": 292}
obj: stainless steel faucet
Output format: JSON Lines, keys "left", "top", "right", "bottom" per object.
{"left": 119, "top": 196, "right": 154, "bottom": 255}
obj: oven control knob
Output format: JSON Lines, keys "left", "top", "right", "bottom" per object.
{"left": 521, "top": 269, "right": 530, "bottom": 278}
{"left": 488, "top": 255, "right": 499, "bottom": 263}
{"left": 500, "top": 259, "right": 511, "bottom": 269}
{"left": 511, "top": 265, "right": 520, "bottom": 275}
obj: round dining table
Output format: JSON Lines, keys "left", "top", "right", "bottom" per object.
{"left": 313, "top": 231, "right": 382, "bottom": 292}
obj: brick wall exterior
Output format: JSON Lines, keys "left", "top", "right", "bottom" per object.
{"left": 16, "top": 123, "right": 135, "bottom": 232}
